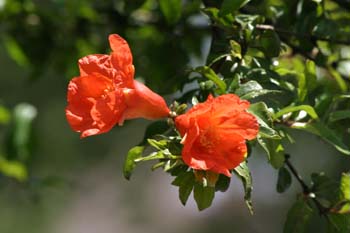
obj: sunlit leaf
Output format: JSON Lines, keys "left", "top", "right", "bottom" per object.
{"left": 258, "top": 137, "right": 285, "bottom": 168}
{"left": 0, "top": 157, "right": 27, "bottom": 181}
{"left": 274, "top": 105, "right": 318, "bottom": 120}
{"left": 123, "top": 146, "right": 144, "bottom": 180}
{"left": 194, "top": 66, "right": 227, "bottom": 94}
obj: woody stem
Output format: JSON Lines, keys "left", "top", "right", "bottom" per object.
{"left": 284, "top": 154, "right": 329, "bottom": 216}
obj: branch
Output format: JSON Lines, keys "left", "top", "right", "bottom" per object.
{"left": 285, "top": 154, "right": 329, "bottom": 216}
{"left": 256, "top": 24, "right": 350, "bottom": 45}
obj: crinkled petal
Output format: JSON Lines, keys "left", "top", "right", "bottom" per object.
{"left": 66, "top": 74, "right": 126, "bottom": 138}
{"left": 78, "top": 54, "right": 114, "bottom": 78}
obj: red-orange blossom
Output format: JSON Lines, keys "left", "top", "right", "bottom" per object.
{"left": 175, "top": 94, "right": 259, "bottom": 177}
{"left": 66, "top": 34, "right": 170, "bottom": 137}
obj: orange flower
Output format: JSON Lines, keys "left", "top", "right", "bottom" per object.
{"left": 66, "top": 34, "right": 170, "bottom": 138}
{"left": 175, "top": 94, "right": 259, "bottom": 177}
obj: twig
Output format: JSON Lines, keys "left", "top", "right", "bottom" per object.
{"left": 285, "top": 154, "right": 329, "bottom": 215}
{"left": 256, "top": 24, "right": 350, "bottom": 45}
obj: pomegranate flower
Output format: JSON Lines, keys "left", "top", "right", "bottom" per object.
{"left": 66, "top": 34, "right": 170, "bottom": 138}
{"left": 175, "top": 94, "right": 259, "bottom": 177}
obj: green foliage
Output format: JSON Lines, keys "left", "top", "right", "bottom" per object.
{"left": 123, "top": 146, "right": 144, "bottom": 180}
{"left": 277, "top": 167, "right": 292, "bottom": 193}
{"left": 233, "top": 162, "right": 253, "bottom": 214}
{"left": 283, "top": 198, "right": 314, "bottom": 233}
{"left": 159, "top": 0, "right": 182, "bottom": 25}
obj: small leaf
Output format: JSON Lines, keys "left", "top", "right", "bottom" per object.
{"left": 329, "top": 110, "right": 350, "bottom": 122}
{"left": 260, "top": 30, "right": 281, "bottom": 58}
{"left": 283, "top": 198, "right": 313, "bottom": 233}
{"left": 277, "top": 167, "right": 292, "bottom": 193}
{"left": 235, "top": 80, "right": 263, "bottom": 97}
{"left": 123, "top": 146, "right": 144, "bottom": 180}
{"left": 141, "top": 121, "right": 169, "bottom": 144}
{"left": 340, "top": 173, "right": 350, "bottom": 201}
{"left": 311, "top": 172, "right": 339, "bottom": 203}
{"left": 304, "top": 60, "right": 317, "bottom": 92}
{"left": 292, "top": 122, "right": 350, "bottom": 155}
{"left": 248, "top": 102, "right": 281, "bottom": 139}
{"left": 230, "top": 40, "right": 242, "bottom": 59}
{"left": 172, "top": 171, "right": 195, "bottom": 205}
{"left": 193, "top": 183, "right": 215, "bottom": 211}
{"left": 147, "top": 138, "right": 168, "bottom": 150}
{"left": 234, "top": 162, "right": 253, "bottom": 214}
{"left": 219, "top": 0, "right": 250, "bottom": 16}
{"left": 215, "top": 174, "right": 231, "bottom": 192}
{"left": 327, "top": 214, "right": 350, "bottom": 233}
{"left": 258, "top": 137, "right": 285, "bottom": 169}
{"left": 0, "top": 105, "right": 11, "bottom": 125}
{"left": 0, "top": 157, "right": 27, "bottom": 181}
{"left": 159, "top": 0, "right": 182, "bottom": 25}
{"left": 274, "top": 105, "right": 318, "bottom": 120}
{"left": 194, "top": 66, "right": 227, "bottom": 94}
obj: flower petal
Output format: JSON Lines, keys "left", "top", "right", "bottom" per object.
{"left": 66, "top": 74, "right": 126, "bottom": 138}
{"left": 78, "top": 54, "right": 114, "bottom": 78}
{"left": 122, "top": 80, "right": 170, "bottom": 120}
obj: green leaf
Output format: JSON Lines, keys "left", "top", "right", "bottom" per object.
{"left": 329, "top": 67, "right": 348, "bottom": 92}
{"left": 260, "top": 30, "right": 281, "bottom": 58}
{"left": 340, "top": 173, "right": 350, "bottom": 201}
{"left": 123, "top": 146, "right": 144, "bottom": 180}
{"left": 274, "top": 105, "right": 318, "bottom": 120}
{"left": 8, "top": 103, "right": 37, "bottom": 161}
{"left": 311, "top": 173, "right": 339, "bottom": 204}
{"left": 141, "top": 121, "right": 169, "bottom": 144}
{"left": 193, "top": 182, "right": 215, "bottom": 211}
{"left": 0, "top": 105, "right": 11, "bottom": 125}
{"left": 230, "top": 40, "right": 242, "bottom": 59}
{"left": 159, "top": 0, "right": 182, "bottom": 25}
{"left": 3, "top": 35, "right": 30, "bottom": 67}
{"left": 327, "top": 214, "right": 350, "bottom": 233}
{"left": 304, "top": 60, "right": 317, "bottom": 92}
{"left": 219, "top": 0, "right": 250, "bottom": 16}
{"left": 292, "top": 122, "right": 350, "bottom": 155}
{"left": 235, "top": 80, "right": 263, "bottom": 96}
{"left": 215, "top": 174, "right": 231, "bottom": 192}
{"left": 329, "top": 110, "right": 350, "bottom": 122}
{"left": 248, "top": 102, "right": 281, "bottom": 139}
{"left": 283, "top": 198, "right": 313, "bottom": 233}
{"left": 234, "top": 162, "right": 253, "bottom": 214}
{"left": 0, "top": 157, "right": 27, "bottom": 181}
{"left": 147, "top": 138, "right": 168, "bottom": 150}
{"left": 194, "top": 66, "right": 227, "bottom": 94}
{"left": 257, "top": 137, "right": 285, "bottom": 169}
{"left": 277, "top": 167, "right": 292, "bottom": 193}
{"left": 172, "top": 171, "right": 195, "bottom": 205}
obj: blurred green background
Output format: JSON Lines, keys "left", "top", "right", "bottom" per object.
{"left": 0, "top": 0, "right": 349, "bottom": 232}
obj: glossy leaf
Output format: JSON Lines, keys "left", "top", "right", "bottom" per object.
{"left": 234, "top": 162, "right": 253, "bottom": 214}
{"left": 292, "top": 122, "right": 350, "bottom": 155}
{"left": 248, "top": 102, "right": 281, "bottom": 139}
{"left": 123, "top": 146, "right": 144, "bottom": 180}
{"left": 274, "top": 105, "right": 319, "bottom": 120}
{"left": 194, "top": 66, "right": 227, "bottom": 94}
